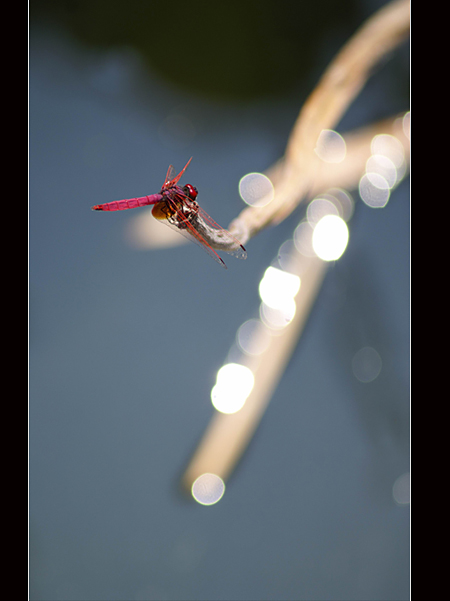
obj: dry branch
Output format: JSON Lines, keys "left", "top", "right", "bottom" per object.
{"left": 229, "top": 0, "right": 410, "bottom": 244}
{"left": 182, "top": 0, "right": 410, "bottom": 493}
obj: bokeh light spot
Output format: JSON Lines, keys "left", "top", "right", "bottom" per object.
{"left": 402, "top": 112, "right": 411, "bottom": 140}
{"left": 158, "top": 113, "right": 196, "bottom": 149}
{"left": 312, "top": 215, "right": 349, "bottom": 261}
{"left": 326, "top": 188, "right": 355, "bottom": 222}
{"left": 359, "top": 173, "right": 391, "bottom": 208}
{"left": 366, "top": 154, "right": 397, "bottom": 189}
{"left": 352, "top": 346, "right": 382, "bottom": 383}
{"left": 211, "top": 363, "right": 254, "bottom": 414}
{"left": 315, "top": 129, "right": 347, "bottom": 163}
{"left": 259, "top": 301, "right": 296, "bottom": 330}
{"left": 258, "top": 266, "right": 301, "bottom": 310}
{"left": 392, "top": 473, "right": 410, "bottom": 506}
{"left": 239, "top": 172, "right": 274, "bottom": 207}
{"left": 293, "top": 221, "right": 316, "bottom": 257}
{"left": 237, "top": 319, "right": 272, "bottom": 356}
{"left": 371, "top": 134, "right": 405, "bottom": 170}
{"left": 307, "top": 197, "right": 340, "bottom": 226}
{"left": 191, "top": 473, "right": 225, "bottom": 505}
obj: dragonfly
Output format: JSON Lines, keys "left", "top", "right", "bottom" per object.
{"left": 92, "top": 158, "right": 247, "bottom": 269}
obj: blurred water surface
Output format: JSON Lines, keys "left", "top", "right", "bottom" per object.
{"left": 29, "top": 2, "right": 410, "bottom": 600}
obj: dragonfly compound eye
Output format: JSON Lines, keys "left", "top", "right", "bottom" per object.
{"left": 183, "top": 184, "right": 198, "bottom": 200}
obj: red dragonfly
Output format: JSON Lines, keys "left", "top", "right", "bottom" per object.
{"left": 92, "top": 158, "right": 247, "bottom": 269}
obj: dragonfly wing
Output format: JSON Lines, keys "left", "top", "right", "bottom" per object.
{"left": 157, "top": 216, "right": 227, "bottom": 268}
{"left": 162, "top": 165, "right": 176, "bottom": 189}
{"left": 195, "top": 206, "right": 247, "bottom": 260}
{"left": 152, "top": 199, "right": 227, "bottom": 268}
{"left": 163, "top": 157, "right": 193, "bottom": 189}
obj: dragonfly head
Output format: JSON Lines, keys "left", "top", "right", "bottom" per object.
{"left": 183, "top": 184, "right": 198, "bottom": 201}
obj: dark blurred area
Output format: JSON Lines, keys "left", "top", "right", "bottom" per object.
{"left": 30, "top": 0, "right": 362, "bottom": 101}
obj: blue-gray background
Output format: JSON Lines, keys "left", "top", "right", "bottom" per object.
{"left": 29, "top": 1, "right": 410, "bottom": 599}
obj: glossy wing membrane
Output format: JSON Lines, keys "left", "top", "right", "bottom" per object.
{"left": 162, "top": 157, "right": 192, "bottom": 189}
{"left": 158, "top": 215, "right": 228, "bottom": 268}
{"left": 195, "top": 206, "right": 247, "bottom": 261}
{"left": 163, "top": 165, "right": 175, "bottom": 188}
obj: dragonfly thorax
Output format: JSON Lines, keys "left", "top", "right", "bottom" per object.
{"left": 152, "top": 185, "right": 200, "bottom": 230}
{"left": 169, "top": 195, "right": 199, "bottom": 229}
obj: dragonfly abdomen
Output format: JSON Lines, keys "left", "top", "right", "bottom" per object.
{"left": 91, "top": 194, "right": 162, "bottom": 211}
